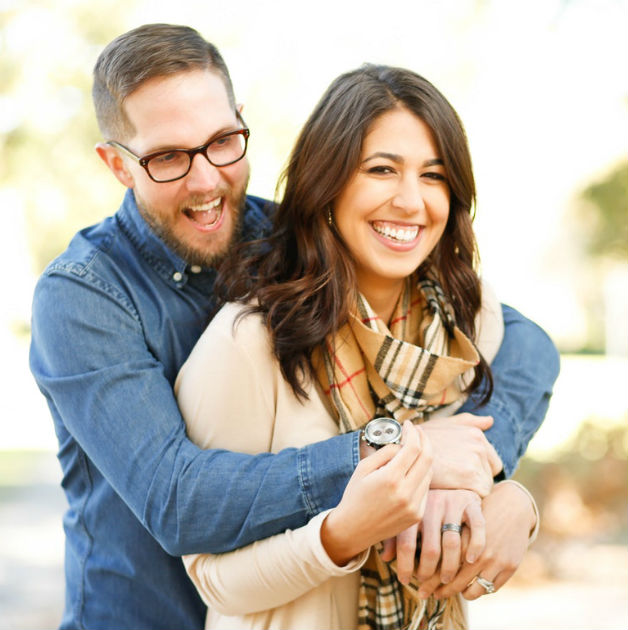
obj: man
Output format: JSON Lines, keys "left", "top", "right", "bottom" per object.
{"left": 29, "top": 23, "right": 559, "bottom": 630}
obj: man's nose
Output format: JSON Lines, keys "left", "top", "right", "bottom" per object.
{"left": 185, "top": 152, "right": 221, "bottom": 190}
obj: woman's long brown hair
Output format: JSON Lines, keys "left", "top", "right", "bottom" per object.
{"left": 217, "top": 64, "right": 493, "bottom": 403}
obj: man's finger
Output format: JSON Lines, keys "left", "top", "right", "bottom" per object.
{"left": 486, "top": 442, "right": 503, "bottom": 477}
{"left": 452, "top": 413, "right": 493, "bottom": 430}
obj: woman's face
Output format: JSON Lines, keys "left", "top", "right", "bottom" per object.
{"left": 333, "top": 106, "right": 450, "bottom": 296}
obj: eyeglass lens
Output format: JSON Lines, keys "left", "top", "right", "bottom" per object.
{"left": 147, "top": 132, "right": 247, "bottom": 181}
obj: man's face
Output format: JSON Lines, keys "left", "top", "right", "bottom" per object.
{"left": 120, "top": 69, "right": 249, "bottom": 267}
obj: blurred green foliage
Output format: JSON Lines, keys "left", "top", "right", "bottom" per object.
{"left": 578, "top": 160, "right": 628, "bottom": 262}
{"left": 0, "top": 1, "right": 131, "bottom": 272}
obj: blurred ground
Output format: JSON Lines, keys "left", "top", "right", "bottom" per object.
{"left": 0, "top": 451, "right": 65, "bottom": 629}
{"left": 1, "top": 451, "right": 626, "bottom": 630}
{"left": 1, "top": 354, "right": 627, "bottom": 629}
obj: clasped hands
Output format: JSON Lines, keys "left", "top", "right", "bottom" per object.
{"left": 378, "top": 415, "right": 535, "bottom": 601}
{"left": 322, "top": 413, "right": 533, "bottom": 600}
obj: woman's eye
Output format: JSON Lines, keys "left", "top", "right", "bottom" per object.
{"left": 367, "top": 165, "right": 394, "bottom": 175}
{"left": 423, "top": 172, "right": 447, "bottom": 181}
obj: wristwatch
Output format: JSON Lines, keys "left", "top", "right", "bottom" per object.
{"left": 361, "top": 417, "right": 402, "bottom": 449}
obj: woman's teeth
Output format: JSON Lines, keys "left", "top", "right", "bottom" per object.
{"left": 371, "top": 222, "right": 419, "bottom": 242}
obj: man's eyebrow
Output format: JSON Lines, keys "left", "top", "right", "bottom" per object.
{"left": 147, "top": 124, "right": 239, "bottom": 153}
{"left": 361, "top": 153, "right": 445, "bottom": 167}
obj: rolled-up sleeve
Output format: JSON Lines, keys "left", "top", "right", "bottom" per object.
{"left": 30, "top": 270, "right": 356, "bottom": 555}
{"left": 459, "top": 304, "right": 560, "bottom": 477}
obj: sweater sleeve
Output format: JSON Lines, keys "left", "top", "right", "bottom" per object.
{"left": 183, "top": 510, "right": 368, "bottom": 615}
{"left": 175, "top": 304, "right": 367, "bottom": 615}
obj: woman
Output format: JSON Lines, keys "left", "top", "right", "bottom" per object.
{"left": 175, "top": 64, "right": 538, "bottom": 630}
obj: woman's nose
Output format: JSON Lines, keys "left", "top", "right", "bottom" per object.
{"left": 392, "top": 176, "right": 425, "bottom": 214}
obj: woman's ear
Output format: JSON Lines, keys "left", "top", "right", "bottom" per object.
{"left": 95, "top": 143, "right": 135, "bottom": 189}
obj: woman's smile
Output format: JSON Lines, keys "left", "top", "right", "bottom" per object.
{"left": 370, "top": 220, "right": 422, "bottom": 249}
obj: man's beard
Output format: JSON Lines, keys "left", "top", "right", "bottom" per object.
{"left": 136, "top": 183, "right": 248, "bottom": 269}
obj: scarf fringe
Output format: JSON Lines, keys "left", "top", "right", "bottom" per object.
{"left": 404, "top": 592, "right": 467, "bottom": 630}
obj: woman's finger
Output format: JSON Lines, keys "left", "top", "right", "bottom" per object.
{"left": 415, "top": 493, "right": 442, "bottom": 582}
{"left": 394, "top": 523, "right": 419, "bottom": 585}
{"left": 439, "top": 526, "right": 462, "bottom": 584}
{"left": 463, "top": 499, "right": 485, "bottom": 564}
{"left": 379, "top": 537, "right": 397, "bottom": 562}
{"left": 461, "top": 566, "right": 501, "bottom": 601}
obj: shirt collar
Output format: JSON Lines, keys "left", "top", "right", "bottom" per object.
{"left": 115, "top": 188, "right": 274, "bottom": 288}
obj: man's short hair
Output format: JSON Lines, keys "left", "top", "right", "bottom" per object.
{"left": 93, "top": 23, "right": 236, "bottom": 141}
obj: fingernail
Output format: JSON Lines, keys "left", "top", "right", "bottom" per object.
{"left": 418, "top": 590, "right": 428, "bottom": 599}
{"left": 441, "top": 576, "right": 451, "bottom": 584}
{"left": 467, "top": 554, "right": 476, "bottom": 563}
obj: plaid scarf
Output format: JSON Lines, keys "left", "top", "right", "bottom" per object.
{"left": 313, "top": 275, "right": 479, "bottom": 630}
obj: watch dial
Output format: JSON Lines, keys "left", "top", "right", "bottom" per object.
{"left": 366, "top": 417, "right": 402, "bottom": 445}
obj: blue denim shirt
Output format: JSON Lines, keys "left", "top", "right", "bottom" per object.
{"left": 30, "top": 190, "right": 559, "bottom": 630}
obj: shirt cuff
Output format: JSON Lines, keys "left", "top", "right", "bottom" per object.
{"left": 298, "top": 432, "right": 358, "bottom": 516}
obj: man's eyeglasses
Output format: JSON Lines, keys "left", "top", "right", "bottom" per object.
{"left": 107, "top": 116, "right": 250, "bottom": 183}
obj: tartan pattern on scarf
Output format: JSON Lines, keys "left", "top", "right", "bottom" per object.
{"left": 313, "top": 276, "right": 478, "bottom": 630}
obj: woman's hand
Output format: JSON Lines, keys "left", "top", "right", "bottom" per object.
{"left": 415, "top": 489, "right": 485, "bottom": 586}
{"left": 417, "top": 481, "right": 537, "bottom": 600}
{"left": 321, "top": 421, "right": 432, "bottom": 566}
{"left": 380, "top": 488, "right": 484, "bottom": 585}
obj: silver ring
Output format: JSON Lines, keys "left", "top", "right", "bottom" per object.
{"left": 476, "top": 575, "right": 495, "bottom": 594}
{"left": 441, "top": 523, "right": 462, "bottom": 534}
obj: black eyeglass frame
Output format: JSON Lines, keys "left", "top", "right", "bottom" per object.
{"left": 107, "top": 115, "right": 250, "bottom": 183}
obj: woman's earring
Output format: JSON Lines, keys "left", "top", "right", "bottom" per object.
{"left": 327, "top": 208, "right": 333, "bottom": 227}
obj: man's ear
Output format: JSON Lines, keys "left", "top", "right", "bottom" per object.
{"left": 95, "top": 143, "right": 135, "bottom": 189}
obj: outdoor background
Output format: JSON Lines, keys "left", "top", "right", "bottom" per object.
{"left": 1, "top": 0, "right": 626, "bottom": 628}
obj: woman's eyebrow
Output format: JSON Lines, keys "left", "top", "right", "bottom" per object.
{"left": 362, "top": 151, "right": 403, "bottom": 164}
{"left": 361, "top": 153, "right": 444, "bottom": 167}
{"left": 423, "top": 158, "right": 444, "bottom": 167}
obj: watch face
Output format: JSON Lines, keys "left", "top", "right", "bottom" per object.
{"left": 364, "top": 417, "right": 402, "bottom": 447}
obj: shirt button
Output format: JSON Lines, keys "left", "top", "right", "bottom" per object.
{"left": 189, "top": 265, "right": 202, "bottom": 274}
{"left": 172, "top": 271, "right": 183, "bottom": 282}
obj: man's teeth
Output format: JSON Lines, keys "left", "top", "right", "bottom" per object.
{"left": 189, "top": 198, "right": 222, "bottom": 212}
{"left": 372, "top": 223, "right": 419, "bottom": 242}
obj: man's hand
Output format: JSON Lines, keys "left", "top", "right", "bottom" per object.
{"left": 419, "top": 414, "right": 503, "bottom": 497}
{"left": 416, "top": 481, "right": 537, "bottom": 600}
